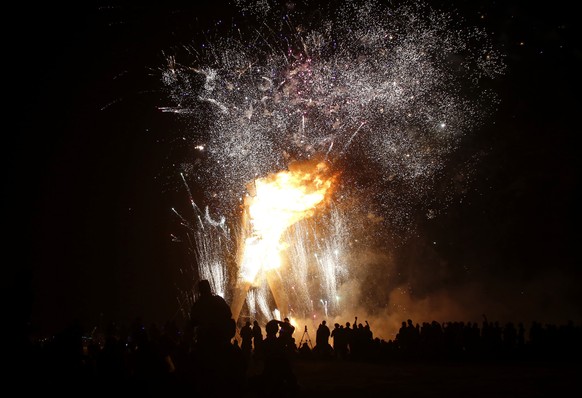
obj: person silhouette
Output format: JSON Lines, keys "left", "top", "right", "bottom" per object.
{"left": 252, "top": 320, "right": 264, "bottom": 354}
{"left": 189, "top": 279, "right": 233, "bottom": 348}
{"left": 240, "top": 320, "right": 253, "bottom": 359}
{"left": 278, "top": 317, "right": 296, "bottom": 353}
{"left": 189, "top": 279, "right": 240, "bottom": 396}
{"left": 258, "top": 319, "right": 299, "bottom": 396}
{"left": 314, "top": 320, "right": 332, "bottom": 358}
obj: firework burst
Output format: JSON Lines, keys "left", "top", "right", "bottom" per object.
{"left": 162, "top": 0, "right": 505, "bottom": 327}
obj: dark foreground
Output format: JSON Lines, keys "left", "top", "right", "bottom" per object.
{"left": 287, "top": 359, "right": 579, "bottom": 397}
{"left": 21, "top": 316, "right": 581, "bottom": 396}
{"left": 20, "top": 351, "right": 579, "bottom": 397}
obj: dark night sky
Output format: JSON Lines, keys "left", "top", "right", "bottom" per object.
{"left": 9, "top": 1, "right": 581, "bottom": 337}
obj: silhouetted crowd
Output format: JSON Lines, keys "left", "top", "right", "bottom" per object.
{"left": 19, "top": 281, "right": 582, "bottom": 395}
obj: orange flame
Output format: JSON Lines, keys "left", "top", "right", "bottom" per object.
{"left": 238, "top": 160, "right": 335, "bottom": 285}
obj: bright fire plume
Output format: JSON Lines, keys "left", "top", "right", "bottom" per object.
{"left": 230, "top": 160, "right": 336, "bottom": 321}
{"left": 239, "top": 161, "right": 335, "bottom": 284}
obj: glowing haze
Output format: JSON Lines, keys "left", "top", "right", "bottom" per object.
{"left": 163, "top": 0, "right": 505, "bottom": 336}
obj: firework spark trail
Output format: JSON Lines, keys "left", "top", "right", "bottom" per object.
{"left": 173, "top": 174, "right": 233, "bottom": 304}
{"left": 315, "top": 205, "right": 350, "bottom": 315}
{"left": 246, "top": 288, "right": 256, "bottom": 319}
{"left": 257, "top": 279, "right": 273, "bottom": 320}
{"left": 284, "top": 221, "right": 317, "bottom": 317}
{"left": 163, "top": 0, "right": 505, "bottom": 325}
